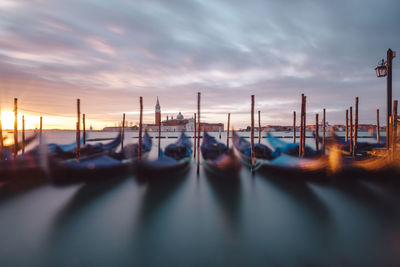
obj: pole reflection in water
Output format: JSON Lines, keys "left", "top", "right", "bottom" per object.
{"left": 205, "top": 170, "right": 242, "bottom": 242}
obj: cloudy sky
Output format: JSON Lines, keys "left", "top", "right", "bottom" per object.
{"left": 0, "top": 0, "right": 399, "bottom": 129}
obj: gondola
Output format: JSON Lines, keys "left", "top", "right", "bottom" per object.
{"left": 201, "top": 132, "right": 241, "bottom": 176}
{"left": 0, "top": 145, "right": 49, "bottom": 194}
{"left": 313, "top": 131, "right": 385, "bottom": 155}
{"left": 1, "top": 132, "right": 39, "bottom": 159}
{"left": 233, "top": 131, "right": 329, "bottom": 180}
{"left": 47, "top": 135, "right": 86, "bottom": 158}
{"left": 136, "top": 132, "right": 192, "bottom": 179}
{"left": 48, "top": 133, "right": 121, "bottom": 159}
{"left": 266, "top": 131, "right": 319, "bottom": 158}
{"left": 329, "top": 140, "right": 400, "bottom": 181}
{"left": 331, "top": 152, "right": 400, "bottom": 182}
{"left": 50, "top": 132, "right": 152, "bottom": 185}
{"left": 265, "top": 132, "right": 397, "bottom": 181}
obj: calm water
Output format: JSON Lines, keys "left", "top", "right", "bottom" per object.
{"left": 1, "top": 131, "right": 399, "bottom": 266}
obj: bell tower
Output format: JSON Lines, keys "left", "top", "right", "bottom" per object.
{"left": 155, "top": 97, "right": 161, "bottom": 125}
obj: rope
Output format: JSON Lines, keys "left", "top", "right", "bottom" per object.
{"left": 235, "top": 151, "right": 265, "bottom": 171}
{"left": 19, "top": 108, "right": 75, "bottom": 118}
{"left": 14, "top": 107, "right": 123, "bottom": 124}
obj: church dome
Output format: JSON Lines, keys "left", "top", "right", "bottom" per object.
{"left": 177, "top": 112, "right": 184, "bottom": 120}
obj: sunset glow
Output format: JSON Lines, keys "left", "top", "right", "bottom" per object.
{"left": 0, "top": 110, "right": 113, "bottom": 130}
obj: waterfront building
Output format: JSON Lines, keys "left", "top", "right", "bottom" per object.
{"left": 144, "top": 98, "right": 223, "bottom": 132}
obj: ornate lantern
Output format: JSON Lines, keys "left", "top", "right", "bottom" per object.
{"left": 375, "top": 59, "right": 387, "bottom": 77}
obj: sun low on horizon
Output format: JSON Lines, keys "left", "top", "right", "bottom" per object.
{"left": 0, "top": 110, "right": 112, "bottom": 130}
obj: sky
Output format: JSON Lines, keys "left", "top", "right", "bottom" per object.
{"left": 0, "top": 0, "right": 399, "bottom": 129}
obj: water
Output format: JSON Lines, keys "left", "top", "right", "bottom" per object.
{"left": 0, "top": 131, "right": 399, "bottom": 266}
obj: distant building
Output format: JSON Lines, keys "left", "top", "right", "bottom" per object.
{"left": 155, "top": 97, "right": 161, "bottom": 125}
{"left": 144, "top": 98, "right": 223, "bottom": 132}
{"left": 262, "top": 125, "right": 292, "bottom": 132}
{"left": 103, "top": 126, "right": 122, "bottom": 131}
{"left": 358, "top": 124, "right": 376, "bottom": 131}
{"left": 103, "top": 125, "right": 138, "bottom": 131}
{"left": 199, "top": 122, "right": 224, "bottom": 132}
{"left": 159, "top": 112, "right": 194, "bottom": 132}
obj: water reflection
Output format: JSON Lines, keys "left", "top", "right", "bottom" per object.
{"left": 260, "top": 173, "right": 332, "bottom": 224}
{"left": 135, "top": 172, "right": 188, "bottom": 230}
{"left": 3, "top": 131, "right": 400, "bottom": 266}
{"left": 49, "top": 176, "right": 128, "bottom": 237}
{"left": 333, "top": 179, "right": 400, "bottom": 222}
{"left": 0, "top": 174, "right": 49, "bottom": 203}
{"left": 205, "top": 170, "right": 242, "bottom": 235}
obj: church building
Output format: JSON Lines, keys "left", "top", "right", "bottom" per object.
{"left": 144, "top": 98, "right": 223, "bottom": 132}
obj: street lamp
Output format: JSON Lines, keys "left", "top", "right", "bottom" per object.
{"left": 375, "top": 59, "right": 387, "bottom": 77}
{"left": 375, "top": 48, "right": 396, "bottom": 149}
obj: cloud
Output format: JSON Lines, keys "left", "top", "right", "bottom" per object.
{"left": 0, "top": 0, "right": 399, "bottom": 128}
{"left": 85, "top": 37, "right": 116, "bottom": 56}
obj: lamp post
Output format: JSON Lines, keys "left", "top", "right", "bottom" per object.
{"left": 375, "top": 48, "right": 396, "bottom": 149}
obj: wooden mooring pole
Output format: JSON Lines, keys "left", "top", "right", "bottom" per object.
{"left": 158, "top": 112, "right": 161, "bottom": 158}
{"left": 258, "top": 110, "right": 261, "bottom": 144}
{"left": 315, "top": 113, "right": 319, "bottom": 152}
{"left": 197, "top": 92, "right": 200, "bottom": 174}
{"left": 0, "top": 111, "right": 3, "bottom": 150}
{"left": 353, "top": 97, "right": 359, "bottom": 159}
{"left": 83, "top": 114, "right": 86, "bottom": 145}
{"left": 302, "top": 96, "right": 307, "bottom": 158}
{"left": 386, "top": 49, "right": 393, "bottom": 150}
{"left": 250, "top": 95, "right": 255, "bottom": 169}
{"left": 193, "top": 113, "right": 196, "bottom": 159}
{"left": 322, "top": 108, "right": 326, "bottom": 154}
{"left": 121, "top": 113, "right": 125, "bottom": 150}
{"left": 14, "top": 98, "right": 18, "bottom": 159}
{"left": 392, "top": 100, "right": 398, "bottom": 158}
{"left": 376, "top": 109, "right": 380, "bottom": 143}
{"left": 293, "top": 111, "right": 296, "bottom": 143}
{"left": 22, "top": 115, "right": 25, "bottom": 154}
{"left": 40, "top": 116, "right": 43, "bottom": 145}
{"left": 227, "top": 113, "right": 230, "bottom": 148}
{"left": 350, "top": 106, "right": 353, "bottom": 154}
{"left": 76, "top": 99, "right": 80, "bottom": 161}
{"left": 138, "top": 97, "right": 143, "bottom": 162}
{"left": 345, "top": 109, "right": 349, "bottom": 143}
{"left": 299, "top": 94, "right": 304, "bottom": 158}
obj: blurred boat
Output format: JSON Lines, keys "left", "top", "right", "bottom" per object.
{"left": 48, "top": 133, "right": 121, "bottom": 159}
{"left": 50, "top": 132, "right": 152, "bottom": 185}
{"left": 233, "top": 131, "right": 328, "bottom": 181}
{"left": 201, "top": 132, "right": 241, "bottom": 176}
{"left": 0, "top": 145, "right": 49, "bottom": 194}
{"left": 313, "top": 132, "right": 385, "bottom": 155}
{"left": 0, "top": 133, "right": 124, "bottom": 188}
{"left": 335, "top": 154, "right": 400, "bottom": 182}
{"left": 46, "top": 135, "right": 86, "bottom": 158}
{"left": 266, "top": 131, "right": 319, "bottom": 158}
{"left": 265, "top": 131, "right": 399, "bottom": 182}
{"left": 1, "top": 132, "right": 39, "bottom": 159}
{"left": 137, "top": 132, "right": 192, "bottom": 179}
